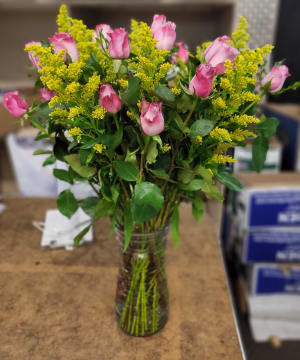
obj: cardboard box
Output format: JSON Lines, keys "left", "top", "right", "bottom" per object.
{"left": 232, "top": 173, "right": 300, "bottom": 228}
{"left": 247, "top": 263, "right": 300, "bottom": 295}
{"left": 235, "top": 228, "right": 300, "bottom": 263}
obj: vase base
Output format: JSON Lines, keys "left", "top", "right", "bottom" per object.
{"left": 115, "top": 306, "right": 168, "bottom": 337}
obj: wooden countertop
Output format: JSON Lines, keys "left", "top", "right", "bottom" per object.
{"left": 0, "top": 198, "right": 241, "bottom": 360}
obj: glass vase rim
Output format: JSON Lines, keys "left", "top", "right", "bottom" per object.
{"left": 115, "top": 223, "right": 170, "bottom": 238}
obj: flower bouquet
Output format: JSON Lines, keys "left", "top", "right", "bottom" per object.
{"left": 2, "top": 5, "right": 299, "bottom": 337}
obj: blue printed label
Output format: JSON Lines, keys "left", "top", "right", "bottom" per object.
{"left": 248, "top": 190, "right": 300, "bottom": 227}
{"left": 255, "top": 267, "right": 300, "bottom": 295}
{"left": 246, "top": 231, "right": 300, "bottom": 262}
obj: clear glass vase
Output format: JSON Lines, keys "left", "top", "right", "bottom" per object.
{"left": 115, "top": 225, "right": 169, "bottom": 337}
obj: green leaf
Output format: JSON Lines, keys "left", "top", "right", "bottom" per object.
{"left": 256, "top": 117, "right": 279, "bottom": 138}
{"left": 155, "top": 85, "right": 175, "bottom": 102}
{"left": 42, "top": 154, "right": 56, "bottom": 166}
{"left": 216, "top": 170, "right": 243, "bottom": 191}
{"left": 123, "top": 200, "right": 133, "bottom": 252}
{"left": 131, "top": 182, "right": 164, "bottom": 224}
{"left": 68, "top": 140, "right": 78, "bottom": 152}
{"left": 114, "top": 161, "right": 138, "bottom": 181}
{"left": 150, "top": 169, "right": 176, "bottom": 183}
{"left": 64, "top": 154, "right": 96, "bottom": 178}
{"left": 53, "top": 169, "right": 73, "bottom": 184}
{"left": 80, "top": 197, "right": 98, "bottom": 217}
{"left": 189, "top": 119, "right": 214, "bottom": 138}
{"left": 123, "top": 77, "right": 140, "bottom": 106}
{"left": 178, "top": 169, "right": 194, "bottom": 184}
{"left": 171, "top": 204, "right": 180, "bottom": 248}
{"left": 194, "top": 165, "right": 213, "bottom": 183}
{"left": 179, "top": 179, "right": 203, "bottom": 191}
{"left": 36, "top": 101, "right": 51, "bottom": 120}
{"left": 146, "top": 140, "right": 158, "bottom": 164}
{"left": 57, "top": 190, "right": 78, "bottom": 219}
{"left": 94, "top": 199, "right": 115, "bottom": 219}
{"left": 33, "top": 149, "right": 52, "bottom": 155}
{"left": 192, "top": 197, "right": 204, "bottom": 222}
{"left": 100, "top": 127, "right": 123, "bottom": 151}
{"left": 81, "top": 137, "right": 102, "bottom": 149}
{"left": 202, "top": 182, "right": 224, "bottom": 202}
{"left": 252, "top": 136, "right": 269, "bottom": 172}
{"left": 73, "top": 224, "right": 92, "bottom": 247}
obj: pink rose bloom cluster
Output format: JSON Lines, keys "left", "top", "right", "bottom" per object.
{"left": 94, "top": 24, "right": 130, "bottom": 59}
{"left": 172, "top": 42, "right": 189, "bottom": 63}
{"left": 151, "top": 14, "right": 176, "bottom": 51}
{"left": 139, "top": 100, "right": 164, "bottom": 136}
{"left": 99, "top": 84, "right": 121, "bottom": 114}
{"left": 261, "top": 65, "right": 291, "bottom": 93}
{"left": 189, "top": 36, "right": 239, "bottom": 99}
{"left": 48, "top": 32, "right": 80, "bottom": 62}
{"left": 2, "top": 91, "right": 29, "bottom": 118}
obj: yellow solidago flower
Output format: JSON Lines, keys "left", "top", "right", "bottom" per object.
{"left": 231, "top": 129, "right": 256, "bottom": 142}
{"left": 118, "top": 79, "right": 128, "bottom": 88}
{"left": 210, "top": 127, "right": 232, "bottom": 142}
{"left": 162, "top": 143, "right": 171, "bottom": 152}
{"left": 196, "top": 136, "right": 203, "bottom": 144}
{"left": 231, "top": 114, "right": 260, "bottom": 126}
{"left": 67, "top": 62, "right": 83, "bottom": 81}
{"left": 171, "top": 87, "right": 181, "bottom": 95}
{"left": 93, "top": 144, "right": 106, "bottom": 154}
{"left": 92, "top": 106, "right": 106, "bottom": 120}
{"left": 212, "top": 97, "right": 227, "bottom": 109}
{"left": 231, "top": 17, "right": 250, "bottom": 49}
{"left": 57, "top": 4, "right": 71, "bottom": 32}
{"left": 68, "top": 107, "right": 81, "bottom": 120}
{"left": 212, "top": 154, "right": 236, "bottom": 164}
{"left": 68, "top": 127, "right": 83, "bottom": 142}
{"left": 83, "top": 73, "right": 101, "bottom": 100}
{"left": 49, "top": 108, "right": 68, "bottom": 122}
{"left": 48, "top": 96, "right": 60, "bottom": 108}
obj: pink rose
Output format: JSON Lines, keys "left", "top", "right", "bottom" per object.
{"left": 204, "top": 36, "right": 239, "bottom": 75}
{"left": 99, "top": 84, "right": 121, "bottom": 114}
{"left": 93, "top": 24, "right": 113, "bottom": 48}
{"left": 139, "top": 99, "right": 164, "bottom": 136}
{"left": 40, "top": 88, "right": 55, "bottom": 102}
{"left": 2, "top": 91, "right": 29, "bottom": 118}
{"left": 25, "top": 41, "right": 42, "bottom": 69}
{"left": 261, "top": 65, "right": 291, "bottom": 93}
{"left": 151, "top": 14, "right": 166, "bottom": 33}
{"left": 108, "top": 28, "right": 130, "bottom": 59}
{"left": 172, "top": 41, "right": 189, "bottom": 63}
{"left": 152, "top": 19, "right": 176, "bottom": 51}
{"left": 189, "top": 64, "right": 216, "bottom": 98}
{"left": 48, "top": 32, "right": 79, "bottom": 62}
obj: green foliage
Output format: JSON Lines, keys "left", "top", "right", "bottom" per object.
{"left": 114, "top": 161, "right": 138, "bottom": 181}
{"left": 53, "top": 168, "right": 73, "bottom": 184}
{"left": 131, "top": 182, "right": 164, "bottom": 224}
{"left": 216, "top": 169, "right": 243, "bottom": 191}
{"left": 123, "top": 200, "right": 133, "bottom": 252}
{"left": 155, "top": 85, "right": 175, "bottom": 102}
{"left": 171, "top": 204, "right": 180, "bottom": 248}
{"left": 192, "top": 197, "right": 204, "bottom": 222}
{"left": 123, "top": 77, "right": 140, "bottom": 106}
{"left": 57, "top": 189, "right": 78, "bottom": 218}
{"left": 252, "top": 136, "right": 269, "bottom": 172}
{"left": 64, "top": 154, "right": 97, "bottom": 178}
{"left": 80, "top": 197, "right": 98, "bottom": 217}
{"left": 189, "top": 119, "right": 215, "bottom": 138}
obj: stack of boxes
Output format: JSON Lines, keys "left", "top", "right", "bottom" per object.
{"left": 226, "top": 172, "right": 300, "bottom": 342}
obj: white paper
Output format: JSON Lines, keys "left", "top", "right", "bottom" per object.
{"left": 40, "top": 208, "right": 93, "bottom": 250}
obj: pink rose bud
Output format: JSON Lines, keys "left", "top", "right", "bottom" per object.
{"left": 108, "top": 28, "right": 130, "bottom": 59}
{"left": 93, "top": 24, "right": 113, "bottom": 48}
{"left": 261, "top": 65, "right": 291, "bottom": 93}
{"left": 25, "top": 41, "right": 42, "bottom": 69}
{"left": 2, "top": 91, "right": 29, "bottom": 118}
{"left": 204, "top": 35, "right": 239, "bottom": 75}
{"left": 152, "top": 21, "right": 176, "bottom": 51}
{"left": 48, "top": 32, "right": 79, "bottom": 62}
{"left": 189, "top": 64, "right": 216, "bottom": 98}
{"left": 99, "top": 84, "right": 121, "bottom": 114}
{"left": 39, "top": 87, "right": 55, "bottom": 102}
{"left": 151, "top": 14, "right": 166, "bottom": 33}
{"left": 172, "top": 41, "right": 189, "bottom": 63}
{"left": 139, "top": 99, "right": 164, "bottom": 136}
